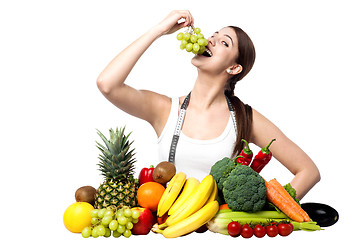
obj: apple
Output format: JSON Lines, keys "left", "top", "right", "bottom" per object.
{"left": 131, "top": 207, "right": 154, "bottom": 235}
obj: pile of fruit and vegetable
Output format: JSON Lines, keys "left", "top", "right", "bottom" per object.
{"left": 63, "top": 126, "right": 330, "bottom": 238}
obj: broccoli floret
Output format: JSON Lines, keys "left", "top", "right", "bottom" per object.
{"left": 222, "top": 165, "right": 267, "bottom": 212}
{"left": 283, "top": 183, "right": 300, "bottom": 205}
{"left": 210, "top": 157, "right": 236, "bottom": 192}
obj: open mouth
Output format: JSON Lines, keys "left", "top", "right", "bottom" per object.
{"left": 201, "top": 47, "right": 213, "bottom": 57}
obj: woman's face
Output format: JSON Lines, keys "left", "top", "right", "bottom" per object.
{"left": 191, "top": 27, "right": 239, "bottom": 74}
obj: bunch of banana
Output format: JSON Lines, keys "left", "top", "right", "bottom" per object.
{"left": 153, "top": 174, "right": 219, "bottom": 238}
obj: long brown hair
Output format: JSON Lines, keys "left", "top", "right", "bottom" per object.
{"left": 225, "top": 26, "right": 256, "bottom": 156}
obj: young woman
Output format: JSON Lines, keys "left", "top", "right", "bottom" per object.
{"left": 96, "top": 10, "right": 320, "bottom": 199}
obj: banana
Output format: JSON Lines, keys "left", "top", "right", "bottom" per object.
{"left": 157, "top": 172, "right": 187, "bottom": 217}
{"left": 159, "top": 174, "right": 215, "bottom": 229}
{"left": 161, "top": 200, "right": 219, "bottom": 238}
{"left": 168, "top": 177, "right": 200, "bottom": 215}
{"left": 205, "top": 179, "right": 218, "bottom": 204}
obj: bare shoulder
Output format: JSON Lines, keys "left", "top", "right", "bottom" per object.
{"left": 251, "top": 108, "right": 275, "bottom": 133}
{"left": 250, "top": 108, "right": 286, "bottom": 147}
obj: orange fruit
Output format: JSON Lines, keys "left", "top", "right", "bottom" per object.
{"left": 63, "top": 202, "right": 94, "bottom": 233}
{"left": 137, "top": 182, "right": 165, "bottom": 212}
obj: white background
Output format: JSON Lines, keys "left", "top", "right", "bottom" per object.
{"left": 1, "top": 0, "right": 359, "bottom": 239}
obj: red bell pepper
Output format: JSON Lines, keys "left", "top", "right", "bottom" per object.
{"left": 138, "top": 165, "right": 155, "bottom": 186}
{"left": 250, "top": 139, "right": 276, "bottom": 173}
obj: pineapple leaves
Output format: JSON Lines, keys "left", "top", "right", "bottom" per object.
{"left": 95, "top": 126, "right": 136, "bottom": 181}
{"left": 97, "top": 129, "right": 116, "bottom": 155}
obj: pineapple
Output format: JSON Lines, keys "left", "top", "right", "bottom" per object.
{"left": 94, "top": 127, "right": 138, "bottom": 209}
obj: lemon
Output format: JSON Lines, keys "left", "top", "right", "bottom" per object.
{"left": 63, "top": 202, "right": 94, "bottom": 233}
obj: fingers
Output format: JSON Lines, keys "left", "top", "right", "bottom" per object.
{"left": 177, "top": 10, "right": 194, "bottom": 27}
{"left": 156, "top": 10, "right": 194, "bottom": 36}
{"left": 169, "top": 10, "right": 194, "bottom": 28}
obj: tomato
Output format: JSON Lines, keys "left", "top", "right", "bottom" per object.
{"left": 227, "top": 221, "right": 241, "bottom": 237}
{"left": 253, "top": 224, "right": 266, "bottom": 238}
{"left": 278, "top": 223, "right": 293, "bottom": 236}
{"left": 288, "top": 222, "right": 294, "bottom": 232}
{"left": 240, "top": 224, "right": 253, "bottom": 238}
{"left": 266, "top": 225, "right": 278, "bottom": 237}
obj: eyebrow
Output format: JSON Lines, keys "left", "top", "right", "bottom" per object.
{"left": 214, "top": 31, "right": 233, "bottom": 45}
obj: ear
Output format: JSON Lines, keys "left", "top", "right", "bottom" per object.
{"left": 231, "top": 64, "right": 243, "bottom": 75}
{"left": 227, "top": 64, "right": 243, "bottom": 75}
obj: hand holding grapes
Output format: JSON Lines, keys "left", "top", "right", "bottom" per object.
{"left": 155, "top": 10, "right": 194, "bottom": 36}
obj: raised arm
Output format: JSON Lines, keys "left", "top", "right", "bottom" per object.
{"left": 250, "top": 109, "right": 321, "bottom": 199}
{"left": 96, "top": 10, "right": 194, "bottom": 135}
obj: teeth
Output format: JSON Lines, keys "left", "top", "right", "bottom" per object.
{"left": 205, "top": 48, "right": 213, "bottom": 57}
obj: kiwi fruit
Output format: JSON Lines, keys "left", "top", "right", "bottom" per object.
{"left": 75, "top": 185, "right": 97, "bottom": 206}
{"left": 152, "top": 161, "right": 176, "bottom": 185}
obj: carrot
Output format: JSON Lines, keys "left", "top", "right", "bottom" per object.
{"left": 264, "top": 180, "right": 304, "bottom": 222}
{"left": 219, "top": 204, "right": 230, "bottom": 210}
{"left": 268, "top": 179, "right": 311, "bottom": 222}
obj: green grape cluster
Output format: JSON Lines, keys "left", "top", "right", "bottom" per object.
{"left": 177, "top": 27, "right": 208, "bottom": 54}
{"left": 82, "top": 206, "right": 140, "bottom": 238}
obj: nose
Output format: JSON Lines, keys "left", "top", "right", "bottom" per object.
{"left": 208, "top": 36, "right": 215, "bottom": 46}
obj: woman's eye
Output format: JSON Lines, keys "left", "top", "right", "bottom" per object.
{"left": 222, "top": 41, "right": 229, "bottom": 47}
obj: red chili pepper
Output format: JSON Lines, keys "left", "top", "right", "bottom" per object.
{"left": 234, "top": 155, "right": 249, "bottom": 165}
{"left": 240, "top": 139, "right": 253, "bottom": 165}
{"left": 138, "top": 165, "right": 155, "bottom": 186}
{"left": 250, "top": 139, "right": 276, "bottom": 173}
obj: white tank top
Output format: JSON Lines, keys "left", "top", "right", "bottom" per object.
{"left": 158, "top": 97, "right": 237, "bottom": 181}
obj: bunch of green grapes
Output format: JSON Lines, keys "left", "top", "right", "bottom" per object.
{"left": 177, "top": 27, "right": 208, "bottom": 54}
{"left": 81, "top": 206, "right": 140, "bottom": 238}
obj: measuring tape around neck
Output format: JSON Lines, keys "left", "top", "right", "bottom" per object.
{"left": 168, "top": 92, "right": 237, "bottom": 163}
